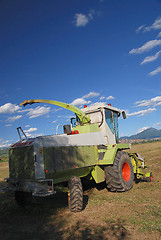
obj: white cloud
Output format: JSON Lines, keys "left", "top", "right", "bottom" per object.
{"left": 0, "top": 138, "right": 12, "bottom": 148}
{"left": 157, "top": 31, "right": 161, "bottom": 38}
{"left": 106, "top": 96, "right": 115, "bottom": 100}
{"left": 74, "top": 13, "right": 89, "bottom": 27}
{"left": 100, "top": 96, "right": 105, "bottom": 100}
{"left": 137, "top": 127, "right": 149, "bottom": 133}
{"left": 136, "top": 17, "right": 161, "bottom": 33}
{"left": 141, "top": 50, "right": 161, "bottom": 65}
{"left": 127, "top": 108, "right": 156, "bottom": 117}
{"left": 71, "top": 91, "right": 100, "bottom": 107}
{"left": 99, "top": 95, "right": 115, "bottom": 101}
{"left": 25, "top": 132, "right": 43, "bottom": 138}
{"left": 24, "top": 128, "right": 38, "bottom": 133}
{"left": 7, "top": 115, "right": 22, "bottom": 122}
{"left": 153, "top": 122, "right": 161, "bottom": 128}
{"left": 26, "top": 106, "right": 50, "bottom": 118}
{"left": 0, "top": 144, "right": 9, "bottom": 148}
{"left": 71, "top": 98, "right": 91, "bottom": 107}
{"left": 83, "top": 92, "right": 100, "bottom": 99}
{"left": 129, "top": 39, "right": 161, "bottom": 54}
{"left": 148, "top": 66, "right": 161, "bottom": 76}
{"left": 5, "top": 124, "right": 12, "bottom": 127}
{"left": 0, "top": 103, "right": 21, "bottom": 114}
{"left": 88, "top": 101, "right": 107, "bottom": 108}
{"left": 144, "top": 16, "right": 161, "bottom": 32}
{"left": 136, "top": 96, "right": 161, "bottom": 107}
{"left": 136, "top": 25, "right": 145, "bottom": 33}
{"left": 52, "top": 120, "right": 57, "bottom": 123}
{"left": 74, "top": 11, "right": 94, "bottom": 27}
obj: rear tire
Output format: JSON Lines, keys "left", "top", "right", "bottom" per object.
{"left": 105, "top": 151, "right": 134, "bottom": 192}
{"left": 68, "top": 176, "right": 83, "bottom": 212}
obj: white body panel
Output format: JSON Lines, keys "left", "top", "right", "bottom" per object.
{"left": 39, "top": 131, "right": 106, "bottom": 147}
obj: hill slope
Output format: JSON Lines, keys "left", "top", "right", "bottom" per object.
{"left": 121, "top": 128, "right": 161, "bottom": 140}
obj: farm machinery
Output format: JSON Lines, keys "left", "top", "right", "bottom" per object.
{"left": 7, "top": 99, "right": 152, "bottom": 212}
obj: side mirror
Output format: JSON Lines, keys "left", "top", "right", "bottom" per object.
{"left": 122, "top": 111, "right": 126, "bottom": 119}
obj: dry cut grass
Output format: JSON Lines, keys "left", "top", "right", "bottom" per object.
{"left": 0, "top": 141, "right": 161, "bottom": 240}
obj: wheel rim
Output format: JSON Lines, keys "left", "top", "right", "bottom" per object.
{"left": 122, "top": 162, "right": 131, "bottom": 182}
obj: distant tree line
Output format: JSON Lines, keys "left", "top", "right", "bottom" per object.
{"left": 132, "top": 139, "right": 161, "bottom": 145}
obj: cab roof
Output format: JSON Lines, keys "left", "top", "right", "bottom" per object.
{"left": 81, "top": 103, "right": 122, "bottom": 115}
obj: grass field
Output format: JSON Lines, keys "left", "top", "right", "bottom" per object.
{"left": 0, "top": 142, "right": 160, "bottom": 240}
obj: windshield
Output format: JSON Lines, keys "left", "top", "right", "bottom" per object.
{"left": 105, "top": 109, "right": 119, "bottom": 142}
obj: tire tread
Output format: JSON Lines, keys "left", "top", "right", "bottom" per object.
{"left": 105, "top": 151, "right": 134, "bottom": 192}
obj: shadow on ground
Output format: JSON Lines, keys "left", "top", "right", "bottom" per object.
{"left": 0, "top": 180, "right": 131, "bottom": 240}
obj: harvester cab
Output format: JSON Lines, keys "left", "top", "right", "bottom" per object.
{"left": 80, "top": 103, "right": 126, "bottom": 144}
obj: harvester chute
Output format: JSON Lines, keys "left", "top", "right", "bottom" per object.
{"left": 20, "top": 99, "right": 91, "bottom": 124}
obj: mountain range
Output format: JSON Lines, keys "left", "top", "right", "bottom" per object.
{"left": 121, "top": 128, "right": 161, "bottom": 140}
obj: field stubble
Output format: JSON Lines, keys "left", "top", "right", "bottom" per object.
{"left": 0, "top": 142, "right": 161, "bottom": 240}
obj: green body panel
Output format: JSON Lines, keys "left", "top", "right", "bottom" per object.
{"left": 91, "top": 166, "right": 105, "bottom": 183}
{"left": 97, "top": 143, "right": 130, "bottom": 165}
{"left": 46, "top": 167, "right": 93, "bottom": 184}
{"left": 90, "top": 143, "right": 130, "bottom": 183}
{"left": 8, "top": 142, "right": 131, "bottom": 185}
{"left": 9, "top": 146, "right": 35, "bottom": 180}
{"left": 43, "top": 143, "right": 130, "bottom": 184}
{"left": 43, "top": 145, "right": 98, "bottom": 183}
{"left": 72, "top": 123, "right": 100, "bottom": 134}
{"left": 8, "top": 141, "right": 151, "bottom": 187}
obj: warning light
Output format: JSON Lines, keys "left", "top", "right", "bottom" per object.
{"left": 84, "top": 105, "right": 87, "bottom": 108}
{"left": 108, "top": 104, "right": 111, "bottom": 106}
{"left": 71, "top": 130, "right": 79, "bottom": 135}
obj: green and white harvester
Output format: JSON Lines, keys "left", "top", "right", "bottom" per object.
{"left": 6, "top": 99, "right": 153, "bottom": 212}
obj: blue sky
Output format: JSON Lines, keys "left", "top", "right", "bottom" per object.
{"left": 0, "top": 0, "right": 161, "bottom": 147}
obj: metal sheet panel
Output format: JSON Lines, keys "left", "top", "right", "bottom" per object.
{"left": 9, "top": 146, "right": 35, "bottom": 180}
{"left": 34, "top": 138, "right": 45, "bottom": 179}
{"left": 43, "top": 145, "right": 98, "bottom": 175}
{"left": 39, "top": 132, "right": 106, "bottom": 147}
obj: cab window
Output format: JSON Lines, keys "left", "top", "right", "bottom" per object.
{"left": 113, "top": 112, "right": 119, "bottom": 141}
{"left": 105, "top": 110, "right": 114, "bottom": 134}
{"left": 105, "top": 109, "right": 119, "bottom": 141}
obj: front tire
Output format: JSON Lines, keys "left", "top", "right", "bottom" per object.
{"left": 105, "top": 151, "right": 134, "bottom": 192}
{"left": 68, "top": 176, "right": 83, "bottom": 212}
